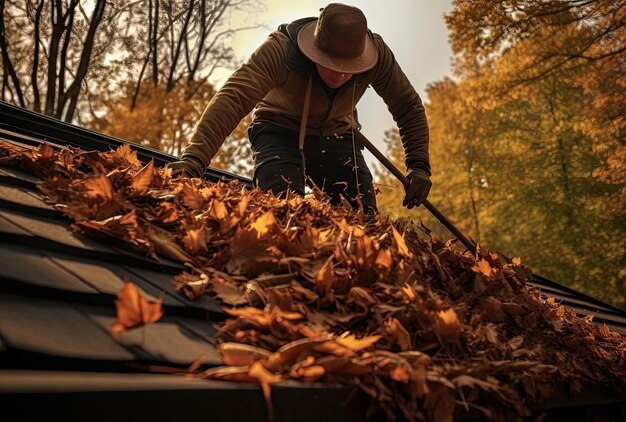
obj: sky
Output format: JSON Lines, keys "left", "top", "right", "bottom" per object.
{"left": 214, "top": 0, "right": 455, "bottom": 170}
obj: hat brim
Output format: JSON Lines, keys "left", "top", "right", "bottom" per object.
{"left": 297, "top": 20, "right": 378, "bottom": 74}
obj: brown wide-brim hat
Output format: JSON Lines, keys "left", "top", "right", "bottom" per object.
{"left": 297, "top": 3, "right": 378, "bottom": 74}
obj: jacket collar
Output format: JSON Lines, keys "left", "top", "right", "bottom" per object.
{"left": 280, "top": 17, "right": 317, "bottom": 76}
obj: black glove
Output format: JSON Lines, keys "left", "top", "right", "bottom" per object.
{"left": 166, "top": 156, "right": 205, "bottom": 178}
{"left": 402, "top": 168, "right": 432, "bottom": 209}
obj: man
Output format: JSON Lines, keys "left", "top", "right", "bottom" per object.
{"left": 169, "top": 3, "right": 431, "bottom": 213}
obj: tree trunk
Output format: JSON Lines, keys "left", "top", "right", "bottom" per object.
{"left": 45, "top": 0, "right": 64, "bottom": 116}
{"left": 62, "top": 0, "right": 107, "bottom": 122}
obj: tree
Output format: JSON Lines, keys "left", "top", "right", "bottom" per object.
{"left": 1, "top": 0, "right": 117, "bottom": 122}
{"left": 1, "top": 0, "right": 258, "bottom": 175}
{"left": 446, "top": 1, "right": 625, "bottom": 81}
{"left": 88, "top": 0, "right": 258, "bottom": 173}
{"left": 445, "top": 0, "right": 625, "bottom": 218}
{"left": 376, "top": 1, "right": 625, "bottom": 307}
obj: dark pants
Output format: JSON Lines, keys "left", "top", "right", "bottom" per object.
{"left": 249, "top": 122, "right": 377, "bottom": 213}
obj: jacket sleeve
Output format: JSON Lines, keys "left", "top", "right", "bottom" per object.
{"left": 181, "top": 32, "right": 289, "bottom": 168}
{"left": 370, "top": 35, "right": 431, "bottom": 176}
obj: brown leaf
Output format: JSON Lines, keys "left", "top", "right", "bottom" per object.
{"left": 227, "top": 226, "right": 278, "bottom": 275}
{"left": 402, "top": 283, "right": 417, "bottom": 300}
{"left": 453, "top": 374, "right": 503, "bottom": 396}
{"left": 219, "top": 342, "right": 272, "bottom": 366}
{"left": 314, "top": 256, "right": 334, "bottom": 296}
{"left": 475, "top": 323, "right": 499, "bottom": 344}
{"left": 182, "top": 226, "right": 209, "bottom": 255}
{"left": 146, "top": 226, "right": 194, "bottom": 262}
{"left": 210, "top": 198, "right": 228, "bottom": 219}
{"left": 316, "top": 356, "right": 371, "bottom": 377}
{"left": 266, "top": 336, "right": 331, "bottom": 370}
{"left": 84, "top": 174, "right": 114, "bottom": 201}
{"left": 114, "top": 144, "right": 141, "bottom": 168}
{"left": 248, "top": 361, "right": 282, "bottom": 421}
{"left": 408, "top": 361, "right": 430, "bottom": 399}
{"left": 472, "top": 259, "right": 493, "bottom": 278}
{"left": 203, "top": 365, "right": 256, "bottom": 383}
{"left": 290, "top": 363, "right": 326, "bottom": 382}
{"left": 131, "top": 159, "right": 154, "bottom": 194}
{"left": 181, "top": 181, "right": 204, "bottom": 210}
{"left": 386, "top": 317, "right": 412, "bottom": 351}
{"left": 313, "top": 340, "right": 355, "bottom": 357}
{"left": 152, "top": 201, "right": 179, "bottom": 224}
{"left": 174, "top": 272, "right": 209, "bottom": 300}
{"left": 110, "top": 280, "right": 163, "bottom": 336}
{"left": 433, "top": 308, "right": 462, "bottom": 342}
{"left": 238, "top": 195, "right": 249, "bottom": 216}
{"left": 251, "top": 210, "right": 277, "bottom": 238}
{"left": 424, "top": 383, "right": 455, "bottom": 422}
{"left": 208, "top": 199, "right": 239, "bottom": 234}
{"left": 480, "top": 296, "right": 506, "bottom": 322}
{"left": 389, "top": 365, "right": 411, "bottom": 383}
{"left": 391, "top": 225, "right": 411, "bottom": 256}
{"left": 508, "top": 335, "right": 524, "bottom": 350}
{"left": 336, "top": 334, "right": 382, "bottom": 352}
{"left": 38, "top": 143, "right": 55, "bottom": 159}
{"left": 213, "top": 280, "right": 248, "bottom": 306}
{"left": 375, "top": 248, "right": 393, "bottom": 271}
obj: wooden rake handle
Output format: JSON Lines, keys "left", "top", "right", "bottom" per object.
{"left": 354, "top": 130, "right": 477, "bottom": 255}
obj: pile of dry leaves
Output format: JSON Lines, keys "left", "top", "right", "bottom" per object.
{"left": 1, "top": 142, "right": 624, "bottom": 421}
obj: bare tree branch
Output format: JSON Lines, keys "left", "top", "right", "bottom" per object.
{"left": 30, "top": 0, "right": 44, "bottom": 113}
{"left": 62, "top": 0, "right": 107, "bottom": 122}
{"left": 166, "top": 0, "right": 195, "bottom": 91}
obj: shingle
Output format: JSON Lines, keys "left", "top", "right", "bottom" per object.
{"left": 1, "top": 207, "right": 113, "bottom": 254}
{"left": 0, "top": 181, "right": 56, "bottom": 212}
{"left": 0, "top": 205, "right": 186, "bottom": 274}
{"left": 170, "top": 316, "right": 219, "bottom": 344}
{"left": 0, "top": 293, "right": 134, "bottom": 360}
{"left": 0, "top": 164, "right": 39, "bottom": 186}
{"left": 0, "top": 213, "right": 31, "bottom": 236}
{"left": 81, "top": 307, "right": 220, "bottom": 366}
{"left": 123, "top": 266, "right": 223, "bottom": 315}
{"left": 50, "top": 254, "right": 184, "bottom": 307}
{"left": 0, "top": 243, "right": 98, "bottom": 294}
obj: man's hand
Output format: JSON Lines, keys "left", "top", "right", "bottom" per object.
{"left": 402, "top": 168, "right": 432, "bottom": 209}
{"left": 166, "top": 156, "right": 205, "bottom": 178}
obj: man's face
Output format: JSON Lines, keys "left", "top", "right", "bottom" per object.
{"left": 315, "top": 64, "right": 354, "bottom": 89}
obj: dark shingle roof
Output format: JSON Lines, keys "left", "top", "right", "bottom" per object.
{"left": 0, "top": 100, "right": 624, "bottom": 421}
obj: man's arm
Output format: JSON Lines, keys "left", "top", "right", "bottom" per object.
{"left": 370, "top": 36, "right": 431, "bottom": 208}
{"left": 170, "top": 32, "right": 290, "bottom": 177}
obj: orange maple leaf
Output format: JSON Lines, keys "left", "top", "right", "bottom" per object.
{"left": 250, "top": 210, "right": 277, "bottom": 238}
{"left": 180, "top": 181, "right": 204, "bottom": 210}
{"left": 471, "top": 259, "right": 493, "bottom": 277}
{"left": 130, "top": 159, "right": 154, "bottom": 194}
{"left": 114, "top": 144, "right": 142, "bottom": 168}
{"left": 110, "top": 280, "right": 163, "bottom": 336}
{"left": 84, "top": 173, "right": 114, "bottom": 201}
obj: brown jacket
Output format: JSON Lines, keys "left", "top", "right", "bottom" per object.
{"left": 183, "top": 18, "right": 430, "bottom": 175}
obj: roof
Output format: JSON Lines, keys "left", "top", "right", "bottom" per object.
{"left": 0, "top": 100, "right": 624, "bottom": 421}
